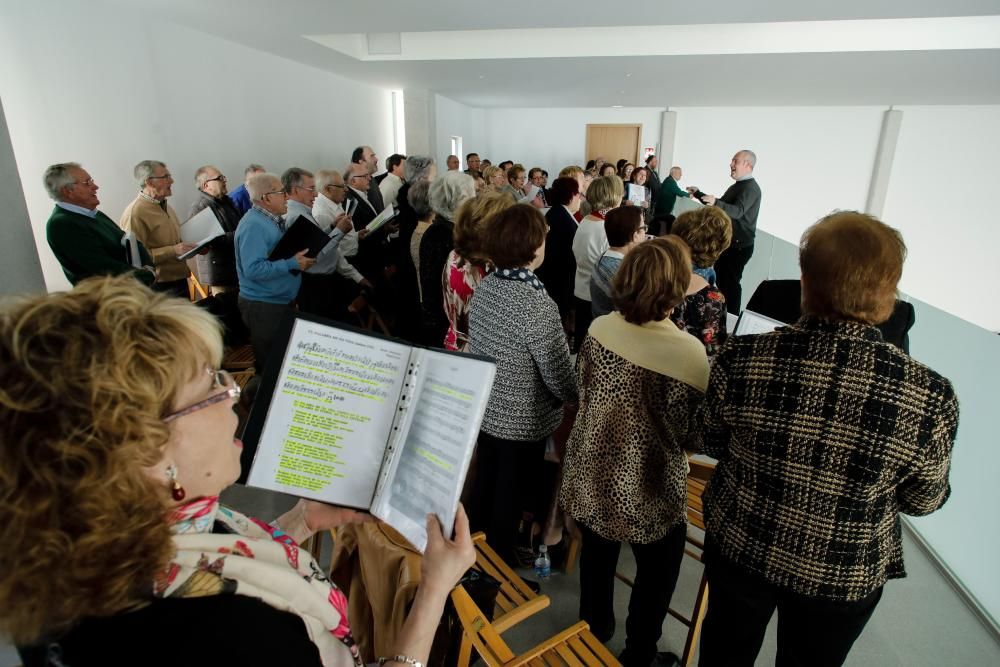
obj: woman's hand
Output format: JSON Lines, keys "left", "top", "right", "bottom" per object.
{"left": 420, "top": 504, "right": 476, "bottom": 599}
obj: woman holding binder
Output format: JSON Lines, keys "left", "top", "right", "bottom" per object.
{"left": 468, "top": 205, "right": 578, "bottom": 567}
{"left": 0, "top": 276, "right": 475, "bottom": 667}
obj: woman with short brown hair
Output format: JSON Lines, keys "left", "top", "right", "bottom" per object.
{"left": 468, "top": 205, "right": 578, "bottom": 566}
{"left": 669, "top": 206, "right": 732, "bottom": 358}
{"left": 442, "top": 191, "right": 515, "bottom": 351}
{"left": 698, "top": 211, "right": 959, "bottom": 666}
{"left": 560, "top": 237, "right": 710, "bottom": 667}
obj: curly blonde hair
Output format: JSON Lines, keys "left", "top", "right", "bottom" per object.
{"left": 0, "top": 276, "right": 223, "bottom": 644}
{"left": 671, "top": 206, "right": 733, "bottom": 268}
{"left": 453, "top": 191, "right": 516, "bottom": 267}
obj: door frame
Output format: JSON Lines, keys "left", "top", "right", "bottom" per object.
{"left": 585, "top": 123, "right": 643, "bottom": 168}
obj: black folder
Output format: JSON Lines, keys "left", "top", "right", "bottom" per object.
{"left": 267, "top": 217, "right": 333, "bottom": 261}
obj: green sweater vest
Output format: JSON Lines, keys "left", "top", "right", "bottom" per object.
{"left": 45, "top": 206, "right": 155, "bottom": 286}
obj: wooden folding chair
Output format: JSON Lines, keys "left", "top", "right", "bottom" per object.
{"left": 455, "top": 533, "right": 552, "bottom": 667}
{"left": 187, "top": 274, "right": 211, "bottom": 302}
{"left": 348, "top": 294, "right": 392, "bottom": 336}
{"left": 451, "top": 584, "right": 621, "bottom": 667}
{"left": 613, "top": 459, "right": 715, "bottom": 667}
{"left": 221, "top": 343, "right": 255, "bottom": 371}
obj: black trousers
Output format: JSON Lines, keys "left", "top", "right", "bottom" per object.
{"left": 467, "top": 432, "right": 548, "bottom": 566}
{"left": 298, "top": 272, "right": 359, "bottom": 323}
{"left": 578, "top": 522, "right": 686, "bottom": 667}
{"left": 698, "top": 554, "right": 883, "bottom": 667}
{"left": 237, "top": 297, "right": 292, "bottom": 372}
{"left": 714, "top": 242, "right": 755, "bottom": 315}
{"left": 573, "top": 296, "right": 594, "bottom": 353}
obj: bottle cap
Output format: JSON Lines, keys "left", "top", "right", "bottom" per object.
{"left": 539, "top": 544, "right": 548, "bottom": 553}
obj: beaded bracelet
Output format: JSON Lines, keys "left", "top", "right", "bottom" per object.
{"left": 378, "top": 656, "right": 424, "bottom": 667}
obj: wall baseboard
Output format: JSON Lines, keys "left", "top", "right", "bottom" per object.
{"left": 901, "top": 517, "right": 1000, "bottom": 646}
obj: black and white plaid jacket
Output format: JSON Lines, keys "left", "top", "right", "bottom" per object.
{"left": 702, "top": 317, "right": 959, "bottom": 601}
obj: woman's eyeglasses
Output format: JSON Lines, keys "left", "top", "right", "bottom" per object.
{"left": 164, "top": 369, "right": 240, "bottom": 422}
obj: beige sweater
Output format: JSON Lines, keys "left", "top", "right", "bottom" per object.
{"left": 120, "top": 195, "right": 189, "bottom": 282}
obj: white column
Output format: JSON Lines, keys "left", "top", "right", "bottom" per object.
{"left": 403, "top": 89, "right": 434, "bottom": 157}
{"left": 657, "top": 110, "right": 678, "bottom": 177}
{"left": 865, "top": 108, "right": 903, "bottom": 218}
{"left": 0, "top": 99, "right": 45, "bottom": 296}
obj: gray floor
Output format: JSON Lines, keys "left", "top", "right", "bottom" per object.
{"left": 4, "top": 485, "right": 997, "bottom": 666}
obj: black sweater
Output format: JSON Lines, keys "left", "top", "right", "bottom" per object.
{"left": 714, "top": 177, "right": 761, "bottom": 247}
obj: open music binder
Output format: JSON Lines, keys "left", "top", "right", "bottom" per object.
{"left": 240, "top": 312, "right": 496, "bottom": 551}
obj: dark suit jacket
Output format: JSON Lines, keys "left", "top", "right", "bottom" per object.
{"left": 537, "top": 205, "right": 578, "bottom": 317}
{"left": 746, "top": 279, "right": 915, "bottom": 353}
{"left": 346, "top": 188, "right": 387, "bottom": 280}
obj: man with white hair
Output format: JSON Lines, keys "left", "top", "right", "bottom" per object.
{"left": 283, "top": 167, "right": 370, "bottom": 319}
{"left": 696, "top": 149, "right": 762, "bottom": 314}
{"left": 44, "top": 162, "right": 155, "bottom": 286}
{"left": 446, "top": 155, "right": 460, "bottom": 171}
{"left": 234, "top": 172, "right": 315, "bottom": 370}
{"left": 120, "top": 160, "right": 197, "bottom": 298}
{"left": 345, "top": 161, "right": 396, "bottom": 281}
{"left": 188, "top": 165, "right": 242, "bottom": 291}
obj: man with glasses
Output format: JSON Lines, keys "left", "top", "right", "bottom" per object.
{"left": 464, "top": 153, "right": 482, "bottom": 179}
{"left": 120, "top": 160, "right": 199, "bottom": 298}
{"left": 284, "top": 167, "right": 369, "bottom": 320}
{"left": 234, "top": 172, "right": 315, "bottom": 371}
{"left": 188, "top": 165, "right": 242, "bottom": 291}
{"left": 44, "top": 162, "right": 156, "bottom": 286}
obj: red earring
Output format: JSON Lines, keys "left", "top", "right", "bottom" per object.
{"left": 166, "top": 464, "right": 186, "bottom": 502}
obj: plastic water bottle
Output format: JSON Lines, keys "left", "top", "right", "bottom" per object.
{"left": 534, "top": 544, "right": 551, "bottom": 580}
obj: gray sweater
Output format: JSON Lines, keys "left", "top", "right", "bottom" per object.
{"left": 469, "top": 274, "right": 578, "bottom": 441}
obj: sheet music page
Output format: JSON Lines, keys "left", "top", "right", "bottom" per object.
{"left": 246, "top": 319, "right": 411, "bottom": 508}
{"left": 180, "top": 206, "right": 225, "bottom": 244}
{"left": 734, "top": 310, "right": 785, "bottom": 336}
{"left": 365, "top": 205, "right": 397, "bottom": 233}
{"left": 372, "top": 350, "right": 496, "bottom": 551}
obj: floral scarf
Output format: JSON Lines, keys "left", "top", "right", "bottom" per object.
{"left": 155, "top": 497, "right": 361, "bottom": 667}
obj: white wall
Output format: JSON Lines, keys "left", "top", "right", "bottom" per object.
{"left": 482, "top": 107, "right": 664, "bottom": 175}
{"left": 673, "top": 106, "right": 884, "bottom": 246}
{"left": 882, "top": 105, "right": 1000, "bottom": 332}
{"left": 0, "top": 0, "right": 394, "bottom": 293}
{"left": 433, "top": 94, "right": 487, "bottom": 169}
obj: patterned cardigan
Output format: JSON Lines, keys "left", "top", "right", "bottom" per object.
{"left": 702, "top": 317, "right": 959, "bottom": 602}
{"left": 469, "top": 273, "right": 578, "bottom": 441}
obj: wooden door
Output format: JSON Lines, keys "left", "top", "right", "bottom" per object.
{"left": 585, "top": 124, "right": 641, "bottom": 168}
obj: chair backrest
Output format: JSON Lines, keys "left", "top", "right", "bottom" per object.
{"left": 471, "top": 532, "right": 539, "bottom": 617}
{"left": 451, "top": 585, "right": 517, "bottom": 667}
{"left": 686, "top": 459, "right": 716, "bottom": 531}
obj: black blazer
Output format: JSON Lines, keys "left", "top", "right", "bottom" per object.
{"left": 537, "top": 205, "right": 578, "bottom": 317}
{"left": 746, "top": 279, "right": 915, "bottom": 353}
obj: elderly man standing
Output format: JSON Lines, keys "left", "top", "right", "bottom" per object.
{"left": 446, "top": 155, "right": 460, "bottom": 171}
{"left": 228, "top": 164, "right": 265, "bottom": 215}
{"left": 120, "top": 160, "right": 196, "bottom": 298}
{"left": 351, "top": 145, "right": 384, "bottom": 211}
{"left": 44, "top": 162, "right": 155, "bottom": 286}
{"left": 283, "top": 167, "right": 369, "bottom": 320}
{"left": 696, "top": 150, "right": 762, "bottom": 314}
{"left": 379, "top": 154, "right": 407, "bottom": 208}
{"left": 188, "top": 165, "right": 242, "bottom": 291}
{"left": 235, "top": 172, "right": 315, "bottom": 370}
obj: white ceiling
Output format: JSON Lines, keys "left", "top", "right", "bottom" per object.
{"left": 104, "top": 0, "right": 1000, "bottom": 107}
